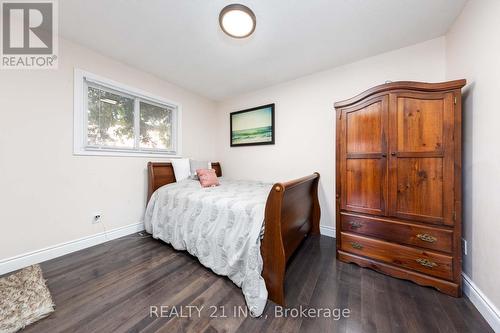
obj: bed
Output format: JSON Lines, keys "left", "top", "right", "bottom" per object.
{"left": 144, "top": 162, "right": 320, "bottom": 316}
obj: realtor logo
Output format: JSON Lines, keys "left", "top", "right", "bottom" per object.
{"left": 1, "top": 0, "right": 58, "bottom": 69}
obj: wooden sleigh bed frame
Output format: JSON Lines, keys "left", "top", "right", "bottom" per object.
{"left": 146, "top": 162, "right": 320, "bottom": 306}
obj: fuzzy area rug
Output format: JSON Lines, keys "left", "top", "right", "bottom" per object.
{"left": 0, "top": 264, "right": 55, "bottom": 333}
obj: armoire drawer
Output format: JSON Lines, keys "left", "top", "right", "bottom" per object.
{"left": 341, "top": 213, "right": 453, "bottom": 253}
{"left": 340, "top": 232, "right": 453, "bottom": 280}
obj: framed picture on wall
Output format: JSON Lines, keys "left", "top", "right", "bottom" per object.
{"left": 230, "top": 104, "right": 275, "bottom": 147}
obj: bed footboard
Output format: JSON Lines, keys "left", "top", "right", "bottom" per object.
{"left": 261, "top": 173, "right": 320, "bottom": 306}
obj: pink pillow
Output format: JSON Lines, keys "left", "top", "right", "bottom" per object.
{"left": 196, "top": 168, "right": 220, "bottom": 187}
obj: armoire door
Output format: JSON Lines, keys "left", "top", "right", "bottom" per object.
{"left": 340, "top": 95, "right": 388, "bottom": 216}
{"left": 388, "top": 92, "right": 455, "bottom": 225}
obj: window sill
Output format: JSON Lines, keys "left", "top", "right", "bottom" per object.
{"left": 73, "top": 148, "right": 182, "bottom": 158}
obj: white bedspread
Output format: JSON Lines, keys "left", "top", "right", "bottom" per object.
{"left": 144, "top": 178, "right": 273, "bottom": 316}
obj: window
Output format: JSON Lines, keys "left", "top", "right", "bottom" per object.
{"left": 74, "top": 69, "right": 181, "bottom": 157}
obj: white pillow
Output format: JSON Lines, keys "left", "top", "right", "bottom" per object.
{"left": 171, "top": 158, "right": 191, "bottom": 182}
{"left": 190, "top": 160, "right": 212, "bottom": 179}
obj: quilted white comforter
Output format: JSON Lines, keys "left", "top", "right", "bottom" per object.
{"left": 144, "top": 178, "right": 273, "bottom": 316}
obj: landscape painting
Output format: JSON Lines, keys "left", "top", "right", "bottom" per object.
{"left": 230, "top": 104, "right": 275, "bottom": 146}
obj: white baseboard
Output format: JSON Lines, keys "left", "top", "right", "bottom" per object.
{"left": 0, "top": 222, "right": 144, "bottom": 276}
{"left": 463, "top": 273, "right": 500, "bottom": 332}
{"left": 320, "top": 225, "right": 335, "bottom": 238}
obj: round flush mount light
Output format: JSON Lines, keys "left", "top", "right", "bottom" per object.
{"left": 219, "top": 4, "right": 256, "bottom": 38}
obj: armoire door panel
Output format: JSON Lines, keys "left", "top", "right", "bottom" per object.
{"left": 397, "top": 97, "right": 444, "bottom": 153}
{"left": 346, "top": 101, "right": 383, "bottom": 153}
{"left": 341, "top": 95, "right": 388, "bottom": 216}
{"left": 346, "top": 158, "right": 383, "bottom": 214}
{"left": 388, "top": 92, "right": 454, "bottom": 225}
{"left": 396, "top": 158, "right": 444, "bottom": 222}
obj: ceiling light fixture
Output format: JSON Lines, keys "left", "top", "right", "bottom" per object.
{"left": 219, "top": 4, "right": 256, "bottom": 38}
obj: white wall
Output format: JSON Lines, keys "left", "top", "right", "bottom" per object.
{"left": 215, "top": 37, "right": 446, "bottom": 231}
{"left": 0, "top": 38, "right": 217, "bottom": 260}
{"left": 446, "top": 0, "right": 500, "bottom": 316}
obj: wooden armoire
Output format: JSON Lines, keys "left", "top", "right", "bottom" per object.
{"left": 335, "top": 80, "right": 466, "bottom": 296}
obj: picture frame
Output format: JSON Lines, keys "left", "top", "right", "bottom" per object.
{"left": 230, "top": 103, "right": 275, "bottom": 147}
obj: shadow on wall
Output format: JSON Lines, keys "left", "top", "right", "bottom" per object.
{"left": 462, "top": 81, "right": 475, "bottom": 279}
{"left": 143, "top": 167, "right": 149, "bottom": 215}
{"left": 318, "top": 182, "right": 333, "bottom": 233}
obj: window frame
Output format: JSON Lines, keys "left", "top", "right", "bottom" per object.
{"left": 74, "top": 69, "right": 182, "bottom": 157}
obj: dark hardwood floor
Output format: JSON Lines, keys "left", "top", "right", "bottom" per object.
{"left": 20, "top": 234, "right": 492, "bottom": 333}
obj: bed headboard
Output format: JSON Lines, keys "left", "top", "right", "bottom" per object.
{"left": 147, "top": 162, "right": 222, "bottom": 202}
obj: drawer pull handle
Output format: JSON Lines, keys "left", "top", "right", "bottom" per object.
{"left": 416, "top": 234, "right": 437, "bottom": 243}
{"left": 350, "top": 242, "right": 363, "bottom": 250}
{"left": 416, "top": 258, "right": 438, "bottom": 268}
{"left": 349, "top": 221, "right": 363, "bottom": 229}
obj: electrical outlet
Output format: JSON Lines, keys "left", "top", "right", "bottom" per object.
{"left": 93, "top": 213, "right": 102, "bottom": 224}
{"left": 462, "top": 238, "right": 467, "bottom": 255}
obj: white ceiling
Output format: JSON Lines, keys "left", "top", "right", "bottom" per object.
{"left": 59, "top": 0, "right": 466, "bottom": 101}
